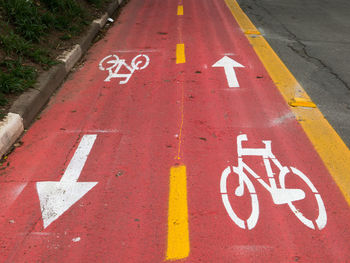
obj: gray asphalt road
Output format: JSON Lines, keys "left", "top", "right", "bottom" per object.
{"left": 238, "top": 0, "right": 350, "bottom": 147}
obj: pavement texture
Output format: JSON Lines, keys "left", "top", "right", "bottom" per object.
{"left": 237, "top": 0, "right": 350, "bottom": 148}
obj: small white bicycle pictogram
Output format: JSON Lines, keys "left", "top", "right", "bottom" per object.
{"left": 99, "top": 54, "right": 150, "bottom": 84}
{"left": 220, "top": 134, "right": 327, "bottom": 230}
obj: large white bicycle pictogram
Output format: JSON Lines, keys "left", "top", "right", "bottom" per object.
{"left": 99, "top": 54, "right": 150, "bottom": 84}
{"left": 220, "top": 134, "right": 327, "bottom": 230}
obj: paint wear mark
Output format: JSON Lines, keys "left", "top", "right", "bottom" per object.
{"left": 220, "top": 134, "right": 327, "bottom": 230}
{"left": 270, "top": 112, "right": 295, "bottom": 127}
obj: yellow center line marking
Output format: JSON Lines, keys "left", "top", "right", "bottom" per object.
{"left": 166, "top": 5, "right": 189, "bottom": 260}
{"left": 166, "top": 165, "right": 190, "bottom": 260}
{"left": 225, "top": 0, "right": 350, "bottom": 205}
{"left": 176, "top": 44, "right": 186, "bottom": 64}
{"left": 177, "top": 5, "right": 184, "bottom": 16}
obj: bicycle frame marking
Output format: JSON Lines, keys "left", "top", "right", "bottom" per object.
{"left": 220, "top": 134, "right": 327, "bottom": 230}
{"left": 99, "top": 54, "right": 150, "bottom": 84}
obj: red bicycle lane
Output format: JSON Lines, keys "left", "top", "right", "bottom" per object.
{"left": 178, "top": 0, "right": 350, "bottom": 261}
{"left": 0, "top": 0, "right": 183, "bottom": 261}
{"left": 0, "top": 0, "right": 349, "bottom": 262}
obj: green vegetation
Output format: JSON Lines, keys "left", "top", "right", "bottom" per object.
{"left": 0, "top": 0, "right": 112, "bottom": 118}
{"left": 0, "top": 59, "right": 36, "bottom": 94}
{"left": 0, "top": 26, "right": 56, "bottom": 66}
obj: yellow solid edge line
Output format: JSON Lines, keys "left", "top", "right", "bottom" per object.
{"left": 224, "top": 0, "right": 260, "bottom": 35}
{"left": 225, "top": 0, "right": 350, "bottom": 205}
{"left": 177, "top": 5, "right": 184, "bottom": 16}
{"left": 166, "top": 165, "right": 190, "bottom": 260}
{"left": 176, "top": 44, "right": 186, "bottom": 64}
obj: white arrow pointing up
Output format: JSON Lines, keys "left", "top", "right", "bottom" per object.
{"left": 36, "top": 134, "right": 98, "bottom": 229}
{"left": 212, "top": 56, "right": 244, "bottom": 88}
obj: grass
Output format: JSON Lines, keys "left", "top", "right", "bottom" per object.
{"left": 0, "top": 0, "right": 47, "bottom": 42}
{"left": 0, "top": 59, "right": 36, "bottom": 93}
{"left": 0, "top": 0, "right": 93, "bottom": 42}
{"left": 0, "top": 59, "right": 37, "bottom": 109}
{"left": 86, "top": 0, "right": 105, "bottom": 8}
{"left": 0, "top": 26, "right": 56, "bottom": 67}
{"left": 0, "top": 0, "right": 112, "bottom": 118}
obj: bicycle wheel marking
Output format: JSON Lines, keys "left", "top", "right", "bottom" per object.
{"left": 99, "top": 53, "right": 150, "bottom": 84}
{"left": 220, "top": 134, "right": 327, "bottom": 230}
{"left": 280, "top": 167, "right": 327, "bottom": 230}
{"left": 220, "top": 166, "right": 259, "bottom": 230}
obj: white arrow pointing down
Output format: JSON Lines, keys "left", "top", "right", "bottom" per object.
{"left": 36, "top": 134, "right": 98, "bottom": 229}
{"left": 212, "top": 56, "right": 244, "bottom": 88}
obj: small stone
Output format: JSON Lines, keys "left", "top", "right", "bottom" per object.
{"left": 14, "top": 141, "right": 23, "bottom": 147}
{"left": 116, "top": 170, "right": 124, "bottom": 177}
{"left": 72, "top": 237, "right": 81, "bottom": 242}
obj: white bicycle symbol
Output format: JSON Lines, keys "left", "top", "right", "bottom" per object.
{"left": 220, "top": 134, "right": 327, "bottom": 230}
{"left": 99, "top": 54, "right": 150, "bottom": 84}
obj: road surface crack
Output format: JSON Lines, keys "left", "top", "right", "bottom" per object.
{"left": 286, "top": 36, "right": 350, "bottom": 92}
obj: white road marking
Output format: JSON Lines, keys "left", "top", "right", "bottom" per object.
{"left": 36, "top": 135, "right": 98, "bottom": 229}
{"left": 220, "top": 134, "right": 327, "bottom": 230}
{"left": 99, "top": 54, "right": 150, "bottom": 84}
{"left": 60, "top": 135, "right": 97, "bottom": 182}
{"left": 113, "top": 49, "right": 158, "bottom": 53}
{"left": 61, "top": 129, "right": 120, "bottom": 134}
{"left": 212, "top": 56, "right": 244, "bottom": 88}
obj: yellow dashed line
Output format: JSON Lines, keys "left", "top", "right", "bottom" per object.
{"left": 177, "top": 5, "right": 184, "bottom": 15}
{"left": 166, "top": 4, "right": 189, "bottom": 260}
{"left": 166, "top": 165, "right": 190, "bottom": 260}
{"left": 176, "top": 44, "right": 186, "bottom": 64}
{"left": 225, "top": 0, "right": 350, "bottom": 205}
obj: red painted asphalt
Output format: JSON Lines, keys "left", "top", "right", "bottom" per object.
{"left": 0, "top": 0, "right": 349, "bottom": 261}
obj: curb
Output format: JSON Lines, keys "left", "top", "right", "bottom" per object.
{"left": 0, "top": 113, "right": 24, "bottom": 158}
{"left": 0, "top": 0, "right": 124, "bottom": 158}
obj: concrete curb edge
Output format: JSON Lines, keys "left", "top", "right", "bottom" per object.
{"left": 0, "top": 0, "right": 123, "bottom": 158}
